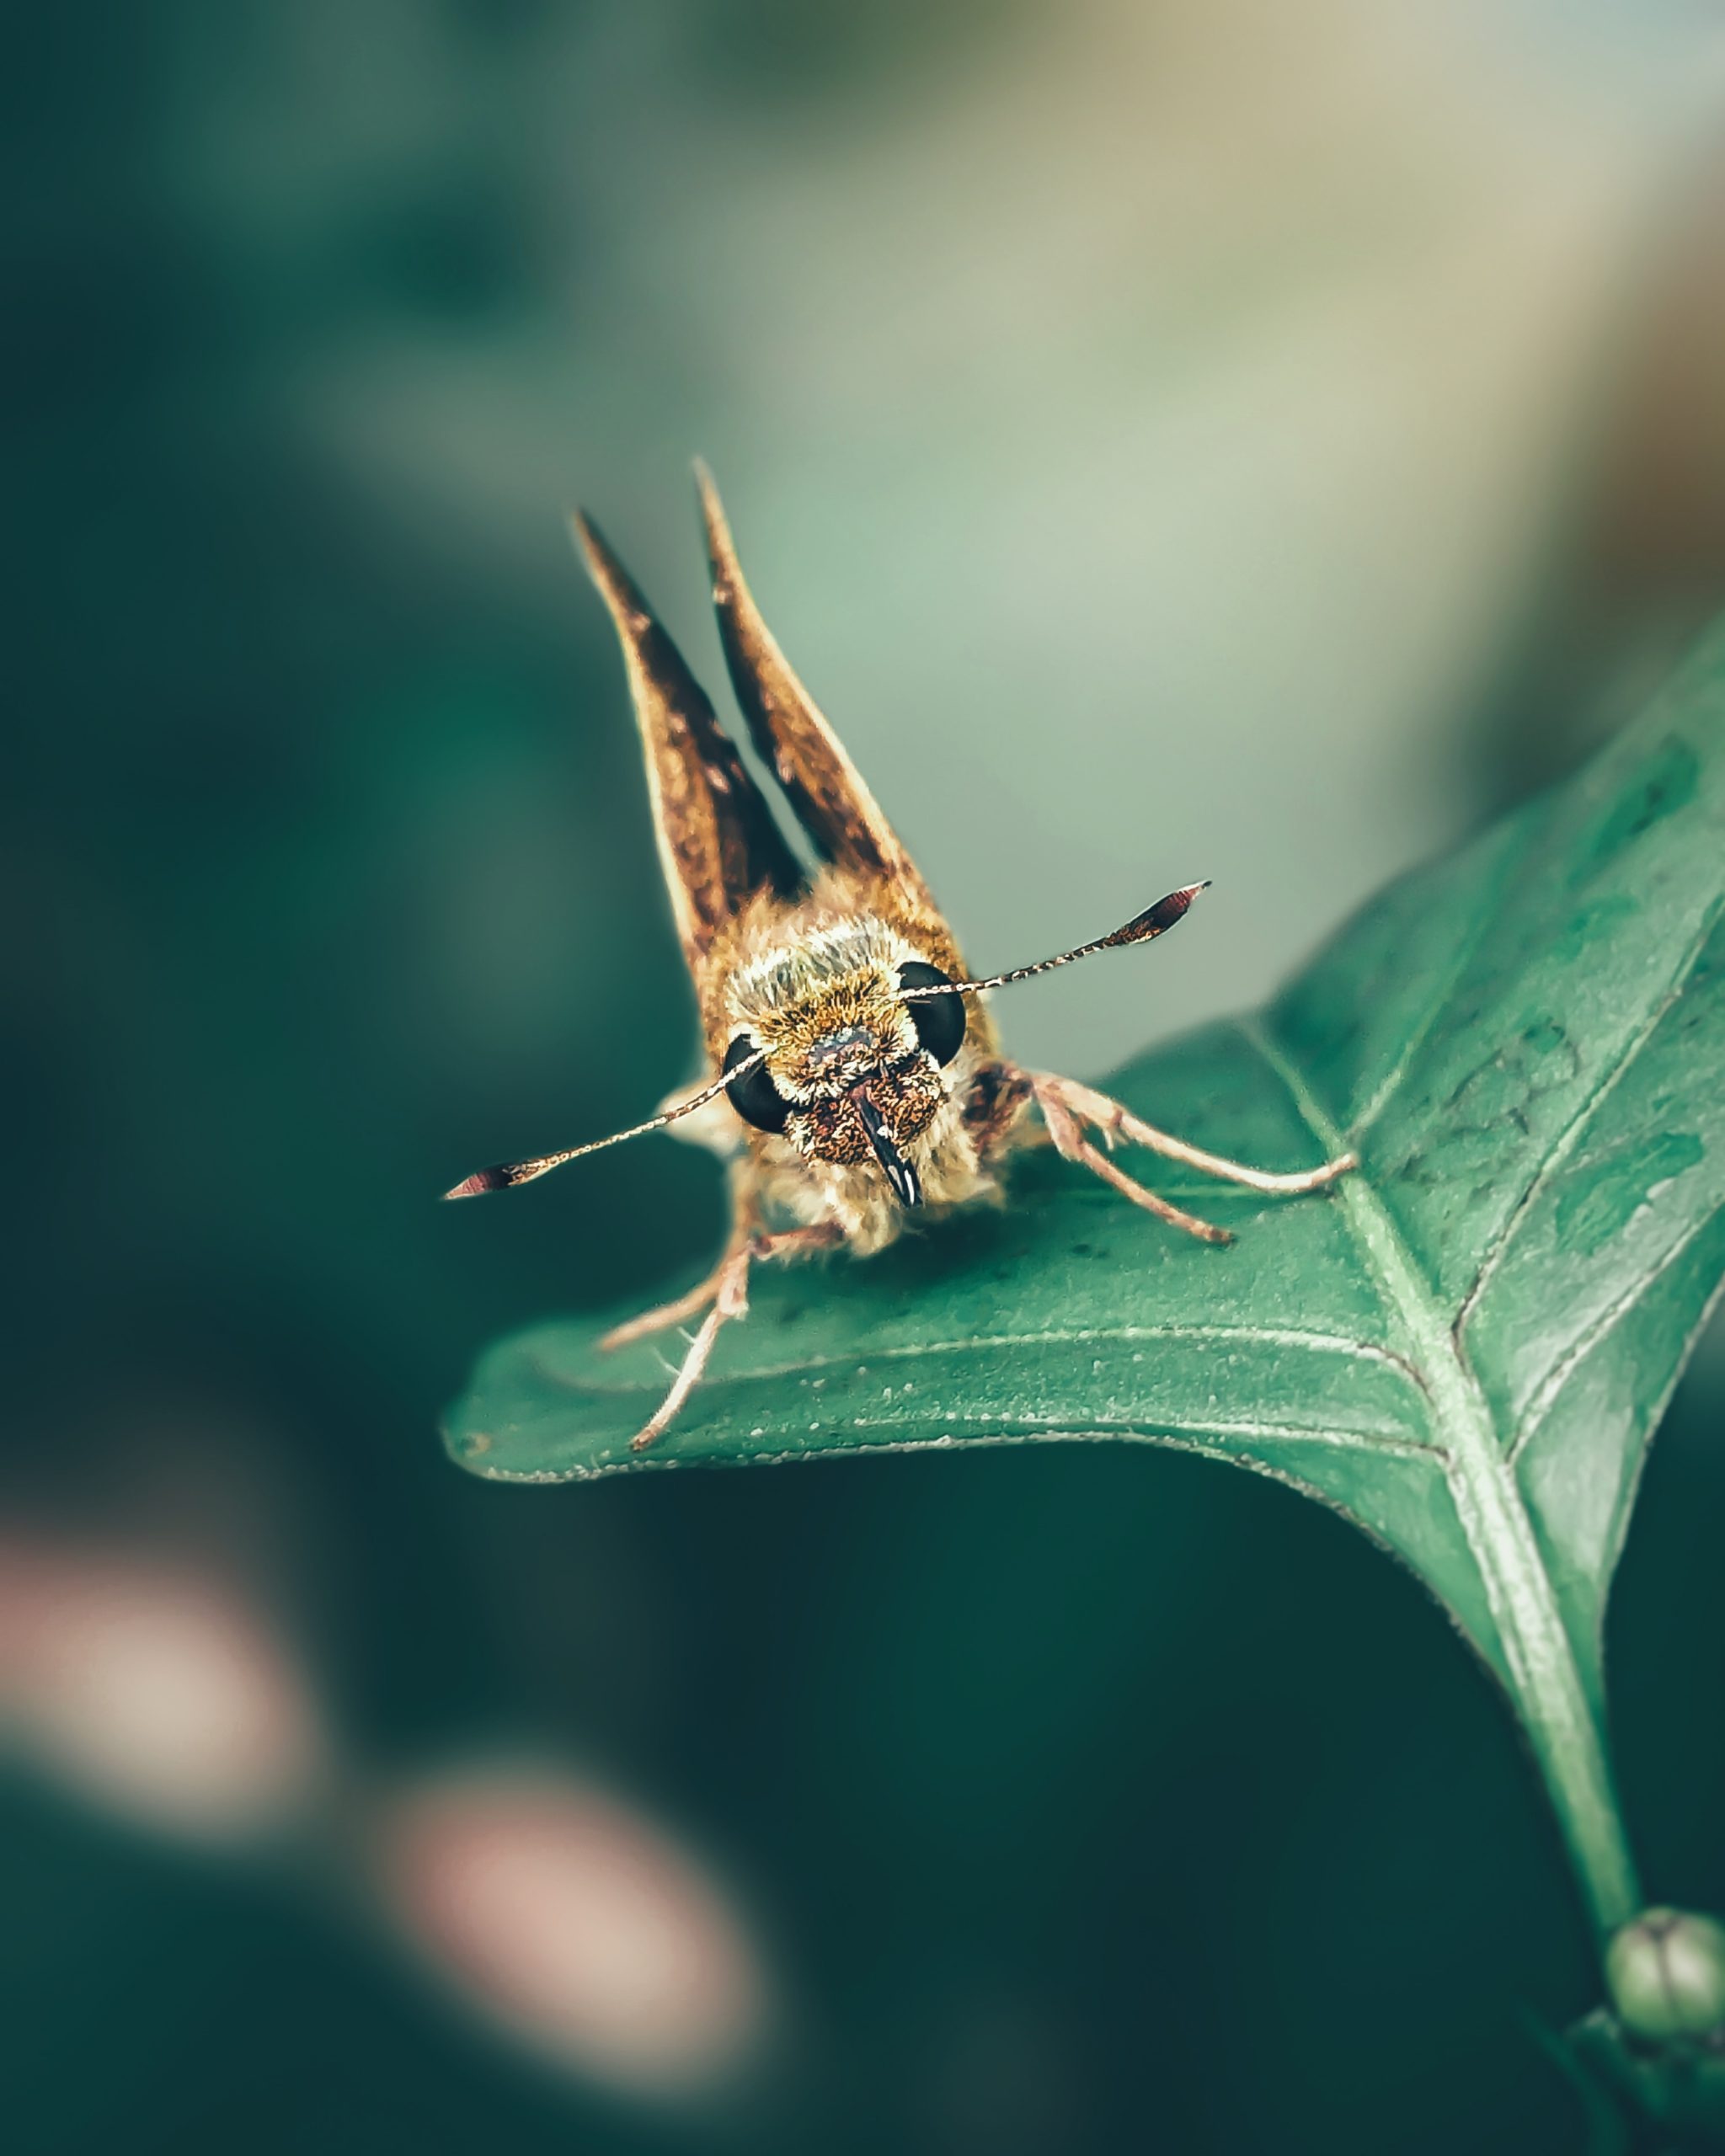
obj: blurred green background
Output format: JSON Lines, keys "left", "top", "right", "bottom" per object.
{"left": 8, "top": 3, "right": 1725, "bottom": 2150}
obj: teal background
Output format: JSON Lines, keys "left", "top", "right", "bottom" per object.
{"left": 7, "top": 3, "right": 1725, "bottom": 2150}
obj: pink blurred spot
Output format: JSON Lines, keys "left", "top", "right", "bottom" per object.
{"left": 0, "top": 1539, "right": 326, "bottom": 1839}
{"left": 382, "top": 1766, "right": 771, "bottom": 2098}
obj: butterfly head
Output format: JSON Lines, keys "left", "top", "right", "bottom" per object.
{"left": 720, "top": 919, "right": 971, "bottom": 1206}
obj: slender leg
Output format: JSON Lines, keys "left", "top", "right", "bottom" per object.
{"left": 599, "top": 1176, "right": 767, "bottom": 1353}
{"left": 626, "top": 1220, "right": 841, "bottom": 1452}
{"left": 1033, "top": 1071, "right": 1355, "bottom": 1193}
{"left": 1025, "top": 1069, "right": 1354, "bottom": 1243}
{"left": 1033, "top": 1076, "right": 1233, "bottom": 1245}
{"left": 627, "top": 1240, "right": 754, "bottom": 1450}
{"left": 600, "top": 1256, "right": 739, "bottom": 1352}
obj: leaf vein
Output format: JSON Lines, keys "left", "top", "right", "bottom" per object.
{"left": 1344, "top": 841, "right": 1516, "bottom": 1139}
{"left": 1454, "top": 889, "right": 1725, "bottom": 1347}
{"left": 527, "top": 1320, "right": 1429, "bottom": 1407}
{"left": 1507, "top": 1200, "right": 1725, "bottom": 1466}
{"left": 470, "top": 1417, "right": 1445, "bottom": 1483}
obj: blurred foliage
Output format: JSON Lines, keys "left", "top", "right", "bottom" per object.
{"left": 7, "top": 3, "right": 1725, "bottom": 2153}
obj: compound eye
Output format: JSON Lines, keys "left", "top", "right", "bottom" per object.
{"left": 899, "top": 961, "right": 966, "bottom": 1067}
{"left": 723, "top": 1035, "right": 792, "bottom": 1133}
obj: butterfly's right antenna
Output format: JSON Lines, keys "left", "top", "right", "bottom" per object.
{"left": 441, "top": 1049, "right": 768, "bottom": 1198}
{"left": 895, "top": 882, "right": 1210, "bottom": 1002}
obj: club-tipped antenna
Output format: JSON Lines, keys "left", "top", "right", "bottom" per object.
{"left": 441, "top": 883, "right": 1207, "bottom": 1198}
{"left": 441, "top": 1049, "right": 770, "bottom": 1199}
{"left": 896, "top": 881, "right": 1210, "bottom": 1003}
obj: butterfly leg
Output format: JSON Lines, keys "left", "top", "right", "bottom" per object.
{"left": 600, "top": 1257, "right": 740, "bottom": 1353}
{"left": 599, "top": 1175, "right": 770, "bottom": 1352}
{"left": 625, "top": 1219, "right": 841, "bottom": 1452}
{"left": 1040, "top": 1072, "right": 1356, "bottom": 1193}
{"left": 1027, "top": 1069, "right": 1354, "bottom": 1243}
{"left": 1028, "top": 1071, "right": 1235, "bottom": 1243}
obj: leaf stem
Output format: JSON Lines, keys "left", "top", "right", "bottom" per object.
{"left": 1252, "top": 1025, "right": 1643, "bottom": 1940}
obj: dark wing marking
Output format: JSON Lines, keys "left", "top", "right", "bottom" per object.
{"left": 574, "top": 512, "right": 803, "bottom": 969}
{"left": 696, "top": 464, "right": 937, "bottom": 913}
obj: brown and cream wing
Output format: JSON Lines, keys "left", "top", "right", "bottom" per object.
{"left": 696, "top": 467, "right": 938, "bottom": 915}
{"left": 574, "top": 512, "right": 803, "bottom": 970}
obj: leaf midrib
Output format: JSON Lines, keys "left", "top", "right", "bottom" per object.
{"left": 1244, "top": 1014, "right": 1641, "bottom": 1933}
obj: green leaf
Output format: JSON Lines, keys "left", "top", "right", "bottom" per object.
{"left": 447, "top": 621, "right": 1725, "bottom": 1934}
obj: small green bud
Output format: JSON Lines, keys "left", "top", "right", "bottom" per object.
{"left": 1606, "top": 1908, "right": 1725, "bottom": 2046}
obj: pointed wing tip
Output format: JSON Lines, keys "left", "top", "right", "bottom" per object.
{"left": 693, "top": 461, "right": 734, "bottom": 574}
{"left": 569, "top": 511, "right": 647, "bottom": 627}
{"left": 568, "top": 507, "right": 602, "bottom": 562}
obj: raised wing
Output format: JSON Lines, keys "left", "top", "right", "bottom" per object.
{"left": 574, "top": 513, "right": 802, "bottom": 972}
{"left": 696, "top": 466, "right": 938, "bottom": 915}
